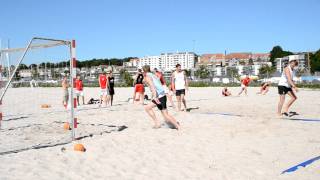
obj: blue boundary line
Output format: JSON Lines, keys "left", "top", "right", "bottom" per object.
{"left": 202, "top": 112, "right": 242, "bottom": 117}
{"left": 281, "top": 155, "right": 320, "bottom": 174}
{"left": 286, "top": 118, "right": 320, "bottom": 122}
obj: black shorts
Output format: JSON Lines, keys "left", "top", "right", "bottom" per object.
{"left": 278, "top": 86, "right": 292, "bottom": 95}
{"left": 176, "top": 89, "right": 185, "bottom": 96}
{"left": 152, "top": 96, "right": 167, "bottom": 110}
{"left": 109, "top": 88, "right": 115, "bottom": 95}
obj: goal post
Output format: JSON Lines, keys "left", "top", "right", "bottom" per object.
{"left": 0, "top": 37, "right": 77, "bottom": 141}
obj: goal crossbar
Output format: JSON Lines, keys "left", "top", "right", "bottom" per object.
{"left": 0, "top": 41, "right": 68, "bottom": 53}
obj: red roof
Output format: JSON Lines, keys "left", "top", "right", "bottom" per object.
{"left": 200, "top": 54, "right": 225, "bottom": 63}
{"left": 225, "top": 53, "right": 251, "bottom": 60}
{"left": 251, "top": 53, "right": 270, "bottom": 59}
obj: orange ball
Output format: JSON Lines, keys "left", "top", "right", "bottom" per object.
{"left": 41, "top": 104, "right": 51, "bottom": 108}
{"left": 74, "top": 143, "right": 86, "bottom": 152}
{"left": 63, "top": 122, "right": 71, "bottom": 130}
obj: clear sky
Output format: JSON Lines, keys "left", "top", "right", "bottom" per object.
{"left": 0, "top": 0, "right": 319, "bottom": 61}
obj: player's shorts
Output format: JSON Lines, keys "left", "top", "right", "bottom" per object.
{"left": 135, "top": 84, "right": 145, "bottom": 93}
{"left": 241, "top": 84, "right": 248, "bottom": 88}
{"left": 152, "top": 95, "right": 167, "bottom": 110}
{"left": 175, "top": 89, "right": 185, "bottom": 96}
{"left": 75, "top": 90, "right": 84, "bottom": 97}
{"left": 278, "top": 86, "right": 292, "bottom": 95}
{"left": 100, "top": 88, "right": 110, "bottom": 96}
{"left": 109, "top": 88, "right": 115, "bottom": 95}
{"left": 63, "top": 89, "right": 69, "bottom": 102}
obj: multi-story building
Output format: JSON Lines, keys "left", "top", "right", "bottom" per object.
{"left": 276, "top": 54, "right": 307, "bottom": 73}
{"left": 199, "top": 54, "right": 226, "bottom": 67}
{"left": 136, "top": 52, "right": 196, "bottom": 71}
{"left": 251, "top": 53, "right": 270, "bottom": 62}
{"left": 138, "top": 56, "right": 161, "bottom": 70}
{"left": 19, "top": 69, "right": 32, "bottom": 78}
{"left": 225, "top": 53, "right": 251, "bottom": 66}
{"left": 160, "top": 52, "right": 196, "bottom": 70}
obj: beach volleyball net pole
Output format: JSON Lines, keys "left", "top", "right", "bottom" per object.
{"left": 0, "top": 37, "right": 77, "bottom": 152}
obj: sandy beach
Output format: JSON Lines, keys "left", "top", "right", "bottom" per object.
{"left": 0, "top": 87, "right": 319, "bottom": 180}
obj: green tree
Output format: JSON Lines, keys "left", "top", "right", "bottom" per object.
{"left": 194, "top": 65, "right": 210, "bottom": 79}
{"left": 120, "top": 69, "right": 133, "bottom": 86}
{"left": 226, "top": 67, "right": 239, "bottom": 82}
{"left": 259, "top": 65, "right": 275, "bottom": 78}
{"left": 184, "top": 69, "right": 191, "bottom": 77}
{"left": 310, "top": 49, "right": 320, "bottom": 74}
{"left": 269, "top": 46, "right": 293, "bottom": 67}
{"left": 19, "top": 64, "right": 28, "bottom": 69}
{"left": 248, "top": 58, "right": 254, "bottom": 65}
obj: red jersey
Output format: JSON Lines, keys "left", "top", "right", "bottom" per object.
{"left": 99, "top": 74, "right": 107, "bottom": 89}
{"left": 75, "top": 79, "right": 83, "bottom": 91}
{"left": 155, "top": 71, "right": 166, "bottom": 85}
{"left": 242, "top": 77, "right": 251, "bottom": 86}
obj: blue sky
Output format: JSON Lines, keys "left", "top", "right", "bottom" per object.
{"left": 0, "top": 0, "right": 319, "bottom": 61}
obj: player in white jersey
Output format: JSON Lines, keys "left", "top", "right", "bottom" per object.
{"left": 171, "top": 64, "right": 188, "bottom": 111}
{"left": 277, "top": 59, "right": 299, "bottom": 117}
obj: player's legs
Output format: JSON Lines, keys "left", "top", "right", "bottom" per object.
{"left": 110, "top": 95, "right": 113, "bottom": 106}
{"left": 238, "top": 87, "right": 244, "bottom": 95}
{"left": 161, "top": 110, "right": 180, "bottom": 130}
{"left": 277, "top": 95, "right": 286, "bottom": 116}
{"left": 283, "top": 91, "right": 297, "bottom": 113}
{"left": 144, "top": 103, "right": 161, "bottom": 128}
{"left": 181, "top": 93, "right": 187, "bottom": 110}
{"left": 176, "top": 95, "right": 182, "bottom": 111}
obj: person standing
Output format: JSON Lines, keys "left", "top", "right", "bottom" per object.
{"left": 143, "top": 65, "right": 180, "bottom": 130}
{"left": 277, "top": 59, "right": 299, "bottom": 117}
{"left": 133, "top": 69, "right": 145, "bottom": 105}
{"left": 75, "top": 75, "right": 85, "bottom": 106}
{"left": 238, "top": 74, "right": 251, "bottom": 96}
{"left": 99, "top": 71, "right": 109, "bottom": 107}
{"left": 108, "top": 70, "right": 115, "bottom": 106}
{"left": 61, "top": 76, "right": 69, "bottom": 108}
{"left": 171, "top": 64, "right": 188, "bottom": 111}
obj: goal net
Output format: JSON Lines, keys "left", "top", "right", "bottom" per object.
{"left": 0, "top": 37, "right": 77, "bottom": 154}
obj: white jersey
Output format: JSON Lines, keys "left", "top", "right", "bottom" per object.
{"left": 174, "top": 71, "right": 185, "bottom": 90}
{"left": 278, "top": 66, "right": 294, "bottom": 88}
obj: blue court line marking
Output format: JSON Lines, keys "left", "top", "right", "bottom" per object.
{"left": 281, "top": 155, "right": 320, "bottom": 174}
{"left": 202, "top": 112, "right": 242, "bottom": 117}
{"left": 286, "top": 118, "right": 320, "bottom": 122}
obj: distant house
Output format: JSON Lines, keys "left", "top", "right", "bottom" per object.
{"left": 199, "top": 54, "right": 225, "bottom": 67}
{"left": 19, "top": 69, "right": 32, "bottom": 78}
{"left": 276, "top": 54, "right": 307, "bottom": 73}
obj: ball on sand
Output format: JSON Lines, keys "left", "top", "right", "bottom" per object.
{"left": 74, "top": 143, "right": 86, "bottom": 152}
{"left": 63, "top": 122, "right": 71, "bottom": 130}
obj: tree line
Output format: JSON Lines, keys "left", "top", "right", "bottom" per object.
{"left": 16, "top": 57, "right": 135, "bottom": 70}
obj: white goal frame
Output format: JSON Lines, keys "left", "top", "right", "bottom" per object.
{"left": 0, "top": 37, "right": 77, "bottom": 140}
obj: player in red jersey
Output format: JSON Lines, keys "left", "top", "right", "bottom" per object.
{"left": 238, "top": 74, "right": 251, "bottom": 96}
{"left": 99, "top": 71, "right": 109, "bottom": 107}
{"left": 75, "top": 75, "right": 85, "bottom": 105}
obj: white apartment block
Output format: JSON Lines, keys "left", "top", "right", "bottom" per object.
{"left": 137, "top": 52, "right": 196, "bottom": 71}
{"left": 138, "top": 56, "right": 161, "bottom": 70}
{"left": 276, "top": 54, "right": 307, "bottom": 73}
